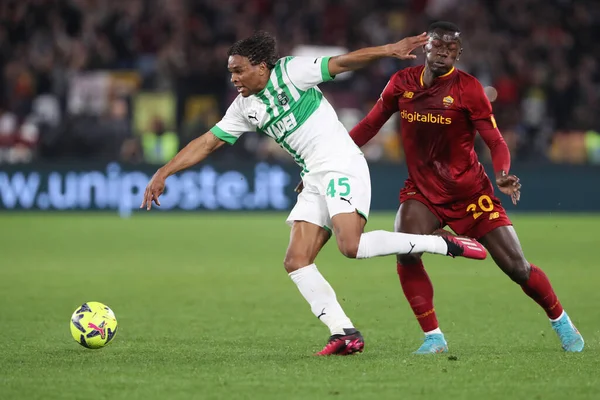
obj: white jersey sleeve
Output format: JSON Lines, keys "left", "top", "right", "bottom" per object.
{"left": 284, "top": 56, "right": 335, "bottom": 91}
{"left": 210, "top": 96, "right": 254, "bottom": 144}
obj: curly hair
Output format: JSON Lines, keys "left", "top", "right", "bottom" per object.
{"left": 227, "top": 31, "right": 278, "bottom": 70}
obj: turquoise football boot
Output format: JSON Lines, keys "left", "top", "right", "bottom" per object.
{"left": 551, "top": 312, "right": 584, "bottom": 352}
{"left": 414, "top": 333, "right": 448, "bottom": 354}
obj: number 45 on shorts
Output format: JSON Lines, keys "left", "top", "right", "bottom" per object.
{"left": 326, "top": 177, "right": 351, "bottom": 198}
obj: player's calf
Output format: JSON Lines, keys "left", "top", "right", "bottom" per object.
{"left": 286, "top": 221, "right": 360, "bottom": 348}
{"left": 398, "top": 253, "right": 422, "bottom": 265}
{"left": 481, "top": 228, "right": 584, "bottom": 351}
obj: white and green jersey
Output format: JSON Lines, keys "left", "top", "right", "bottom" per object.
{"left": 210, "top": 56, "right": 362, "bottom": 175}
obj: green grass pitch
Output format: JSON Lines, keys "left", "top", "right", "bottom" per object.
{"left": 0, "top": 212, "right": 598, "bottom": 400}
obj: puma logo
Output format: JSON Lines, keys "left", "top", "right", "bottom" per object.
{"left": 248, "top": 111, "right": 258, "bottom": 122}
{"left": 87, "top": 322, "right": 107, "bottom": 339}
{"left": 317, "top": 308, "right": 326, "bottom": 320}
{"left": 340, "top": 197, "right": 353, "bottom": 205}
{"left": 407, "top": 242, "right": 416, "bottom": 254}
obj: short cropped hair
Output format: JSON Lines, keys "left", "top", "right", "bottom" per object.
{"left": 428, "top": 21, "right": 461, "bottom": 33}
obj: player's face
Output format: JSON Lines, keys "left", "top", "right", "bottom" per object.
{"left": 228, "top": 55, "right": 267, "bottom": 97}
{"left": 424, "top": 32, "right": 461, "bottom": 75}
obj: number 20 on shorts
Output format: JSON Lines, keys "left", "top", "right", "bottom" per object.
{"left": 326, "top": 177, "right": 351, "bottom": 198}
{"left": 466, "top": 195, "right": 494, "bottom": 219}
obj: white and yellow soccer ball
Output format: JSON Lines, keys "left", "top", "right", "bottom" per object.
{"left": 70, "top": 301, "right": 118, "bottom": 349}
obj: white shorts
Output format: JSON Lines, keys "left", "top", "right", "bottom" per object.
{"left": 286, "top": 155, "right": 372, "bottom": 233}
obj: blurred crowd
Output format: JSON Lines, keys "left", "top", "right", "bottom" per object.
{"left": 0, "top": 0, "right": 599, "bottom": 165}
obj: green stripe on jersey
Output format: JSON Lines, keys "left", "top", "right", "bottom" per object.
{"left": 259, "top": 83, "right": 323, "bottom": 135}
{"left": 320, "top": 56, "right": 335, "bottom": 82}
{"left": 259, "top": 87, "right": 322, "bottom": 143}
{"left": 283, "top": 57, "right": 303, "bottom": 96}
{"left": 276, "top": 60, "right": 300, "bottom": 102}
{"left": 279, "top": 138, "right": 309, "bottom": 175}
{"left": 210, "top": 125, "right": 238, "bottom": 144}
{"left": 268, "top": 72, "right": 288, "bottom": 116}
{"left": 253, "top": 58, "right": 325, "bottom": 171}
{"left": 256, "top": 59, "right": 323, "bottom": 138}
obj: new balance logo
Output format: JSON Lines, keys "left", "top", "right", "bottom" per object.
{"left": 340, "top": 197, "right": 352, "bottom": 205}
{"left": 317, "top": 308, "right": 327, "bottom": 320}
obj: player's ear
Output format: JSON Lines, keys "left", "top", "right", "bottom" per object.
{"left": 259, "top": 62, "right": 267, "bottom": 75}
{"left": 457, "top": 48, "right": 463, "bottom": 61}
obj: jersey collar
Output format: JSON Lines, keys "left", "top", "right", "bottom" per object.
{"left": 420, "top": 66, "right": 456, "bottom": 87}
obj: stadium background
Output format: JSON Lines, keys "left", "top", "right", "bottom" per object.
{"left": 1, "top": 1, "right": 599, "bottom": 400}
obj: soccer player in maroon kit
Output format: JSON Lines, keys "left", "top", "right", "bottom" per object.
{"left": 349, "top": 21, "right": 584, "bottom": 353}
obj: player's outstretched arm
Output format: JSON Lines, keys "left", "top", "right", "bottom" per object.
{"left": 350, "top": 96, "right": 396, "bottom": 147}
{"left": 327, "top": 33, "right": 428, "bottom": 76}
{"left": 140, "top": 132, "right": 225, "bottom": 210}
{"left": 350, "top": 72, "right": 401, "bottom": 147}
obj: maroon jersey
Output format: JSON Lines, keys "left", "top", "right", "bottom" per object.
{"left": 351, "top": 65, "right": 509, "bottom": 205}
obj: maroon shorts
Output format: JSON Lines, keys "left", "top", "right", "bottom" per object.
{"left": 399, "top": 181, "right": 512, "bottom": 240}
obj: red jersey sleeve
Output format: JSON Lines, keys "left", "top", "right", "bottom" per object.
{"left": 463, "top": 78, "right": 496, "bottom": 131}
{"left": 349, "top": 73, "right": 400, "bottom": 147}
{"left": 464, "top": 78, "right": 511, "bottom": 174}
{"left": 479, "top": 127, "right": 511, "bottom": 174}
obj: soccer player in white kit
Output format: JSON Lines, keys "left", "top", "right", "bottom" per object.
{"left": 141, "top": 31, "right": 486, "bottom": 356}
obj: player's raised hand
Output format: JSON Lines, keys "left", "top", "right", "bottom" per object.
{"left": 387, "top": 33, "right": 429, "bottom": 60}
{"left": 140, "top": 172, "right": 166, "bottom": 210}
{"left": 496, "top": 172, "right": 521, "bottom": 205}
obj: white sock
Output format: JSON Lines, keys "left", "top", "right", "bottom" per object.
{"left": 289, "top": 264, "right": 354, "bottom": 335}
{"left": 550, "top": 310, "right": 565, "bottom": 323}
{"left": 425, "top": 327, "right": 443, "bottom": 336}
{"left": 356, "top": 230, "right": 448, "bottom": 259}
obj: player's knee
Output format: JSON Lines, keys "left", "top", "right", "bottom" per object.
{"left": 503, "top": 256, "right": 530, "bottom": 284}
{"left": 338, "top": 242, "right": 359, "bottom": 259}
{"left": 283, "top": 253, "right": 311, "bottom": 273}
{"left": 336, "top": 236, "right": 360, "bottom": 259}
{"left": 397, "top": 254, "right": 422, "bottom": 265}
{"left": 511, "top": 261, "right": 531, "bottom": 283}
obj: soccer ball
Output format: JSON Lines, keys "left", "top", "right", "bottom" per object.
{"left": 70, "top": 301, "right": 118, "bottom": 349}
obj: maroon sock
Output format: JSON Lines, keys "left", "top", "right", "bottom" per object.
{"left": 520, "top": 264, "right": 564, "bottom": 319}
{"left": 397, "top": 260, "right": 439, "bottom": 332}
